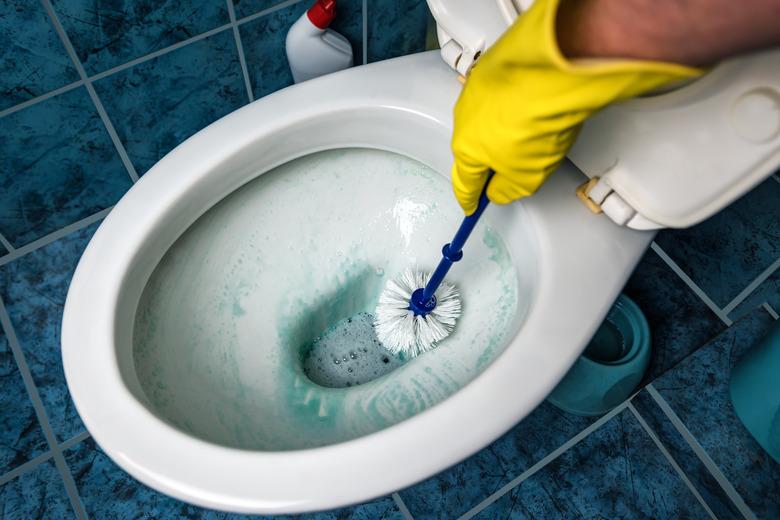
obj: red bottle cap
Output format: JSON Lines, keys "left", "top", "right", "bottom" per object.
{"left": 307, "top": 0, "right": 336, "bottom": 29}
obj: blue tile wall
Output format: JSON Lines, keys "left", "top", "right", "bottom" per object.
{"left": 330, "top": 0, "right": 364, "bottom": 65}
{"left": 0, "top": 0, "right": 79, "bottom": 112}
{"left": 233, "top": 0, "right": 287, "bottom": 20}
{"left": 51, "top": 0, "right": 230, "bottom": 75}
{"left": 367, "top": 0, "right": 428, "bottom": 62}
{"left": 239, "top": 1, "right": 310, "bottom": 98}
{"left": 0, "top": 87, "right": 132, "bottom": 247}
{"left": 94, "top": 29, "right": 248, "bottom": 175}
{"left": 1, "top": 0, "right": 779, "bottom": 517}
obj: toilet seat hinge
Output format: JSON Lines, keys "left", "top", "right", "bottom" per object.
{"left": 576, "top": 177, "right": 604, "bottom": 214}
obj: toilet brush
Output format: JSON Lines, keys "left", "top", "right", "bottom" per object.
{"left": 374, "top": 172, "right": 494, "bottom": 357}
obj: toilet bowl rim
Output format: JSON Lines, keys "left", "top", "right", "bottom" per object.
{"left": 61, "top": 52, "right": 652, "bottom": 513}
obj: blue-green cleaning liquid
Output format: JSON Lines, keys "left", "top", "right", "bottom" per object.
{"left": 302, "top": 312, "right": 405, "bottom": 388}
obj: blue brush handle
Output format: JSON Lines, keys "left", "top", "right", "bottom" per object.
{"left": 409, "top": 171, "right": 494, "bottom": 316}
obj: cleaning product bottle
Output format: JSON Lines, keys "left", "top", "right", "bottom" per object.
{"left": 285, "top": 0, "right": 353, "bottom": 83}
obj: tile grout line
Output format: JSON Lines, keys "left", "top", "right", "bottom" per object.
{"left": 0, "top": 207, "right": 111, "bottom": 268}
{"left": 236, "top": 0, "right": 304, "bottom": 26}
{"left": 646, "top": 384, "right": 756, "bottom": 520}
{"left": 0, "top": 298, "right": 88, "bottom": 519}
{"left": 0, "top": 232, "right": 15, "bottom": 253}
{"left": 227, "top": 0, "right": 255, "bottom": 103}
{"left": 86, "top": 83, "right": 139, "bottom": 182}
{"left": 0, "top": 80, "right": 84, "bottom": 119}
{"left": 0, "top": 450, "right": 54, "bottom": 486}
{"left": 763, "top": 302, "right": 779, "bottom": 320}
{"left": 362, "top": 0, "right": 368, "bottom": 65}
{"left": 650, "top": 242, "right": 733, "bottom": 326}
{"left": 722, "top": 257, "right": 780, "bottom": 316}
{"left": 90, "top": 0, "right": 302, "bottom": 81}
{"left": 458, "top": 401, "right": 630, "bottom": 520}
{"left": 88, "top": 23, "right": 233, "bottom": 83}
{"left": 60, "top": 431, "right": 91, "bottom": 452}
{"left": 40, "top": 0, "right": 139, "bottom": 184}
{"left": 392, "top": 492, "right": 414, "bottom": 520}
{"left": 627, "top": 402, "right": 717, "bottom": 520}
{"left": 52, "top": 452, "right": 89, "bottom": 520}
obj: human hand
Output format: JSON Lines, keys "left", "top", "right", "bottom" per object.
{"left": 450, "top": 0, "right": 700, "bottom": 215}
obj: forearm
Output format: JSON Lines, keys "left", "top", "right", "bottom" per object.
{"left": 556, "top": 0, "right": 780, "bottom": 66}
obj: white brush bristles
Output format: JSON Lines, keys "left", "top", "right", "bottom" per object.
{"left": 374, "top": 269, "right": 461, "bottom": 357}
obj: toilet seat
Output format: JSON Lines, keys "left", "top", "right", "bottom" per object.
{"left": 429, "top": 0, "right": 780, "bottom": 229}
{"left": 569, "top": 49, "right": 780, "bottom": 229}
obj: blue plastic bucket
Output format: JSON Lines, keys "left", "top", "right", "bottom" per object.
{"left": 547, "top": 294, "right": 651, "bottom": 416}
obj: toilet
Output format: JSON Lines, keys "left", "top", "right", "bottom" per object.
{"left": 61, "top": 1, "right": 780, "bottom": 514}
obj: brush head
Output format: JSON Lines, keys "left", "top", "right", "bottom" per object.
{"left": 373, "top": 269, "right": 461, "bottom": 357}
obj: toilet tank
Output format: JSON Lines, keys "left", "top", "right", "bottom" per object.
{"left": 426, "top": 0, "right": 780, "bottom": 230}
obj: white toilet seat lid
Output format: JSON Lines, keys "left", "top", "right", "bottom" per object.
{"left": 569, "top": 48, "right": 780, "bottom": 229}
{"left": 427, "top": 0, "right": 530, "bottom": 75}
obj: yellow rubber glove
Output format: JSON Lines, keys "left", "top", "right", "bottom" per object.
{"left": 451, "top": 0, "right": 702, "bottom": 215}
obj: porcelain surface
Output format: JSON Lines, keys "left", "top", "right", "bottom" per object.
{"left": 61, "top": 51, "right": 653, "bottom": 513}
{"left": 133, "top": 148, "right": 524, "bottom": 450}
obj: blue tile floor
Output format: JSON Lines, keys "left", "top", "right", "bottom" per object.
{"left": 474, "top": 408, "right": 708, "bottom": 519}
{"left": 647, "top": 311, "right": 780, "bottom": 520}
{"left": 654, "top": 178, "right": 780, "bottom": 312}
{"left": 1, "top": 206, "right": 778, "bottom": 518}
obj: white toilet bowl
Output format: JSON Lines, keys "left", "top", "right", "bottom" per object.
{"left": 62, "top": 51, "right": 653, "bottom": 514}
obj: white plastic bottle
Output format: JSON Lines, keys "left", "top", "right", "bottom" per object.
{"left": 285, "top": 0, "right": 354, "bottom": 83}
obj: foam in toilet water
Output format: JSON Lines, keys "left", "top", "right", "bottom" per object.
{"left": 303, "top": 312, "right": 404, "bottom": 388}
{"left": 133, "top": 148, "right": 531, "bottom": 451}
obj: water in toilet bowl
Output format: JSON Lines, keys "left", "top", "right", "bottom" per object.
{"left": 302, "top": 311, "right": 406, "bottom": 389}
{"left": 132, "top": 148, "right": 528, "bottom": 450}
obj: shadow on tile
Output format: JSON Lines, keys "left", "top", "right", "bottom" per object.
{"left": 623, "top": 246, "right": 725, "bottom": 381}
{"left": 366, "top": 0, "right": 428, "bottom": 63}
